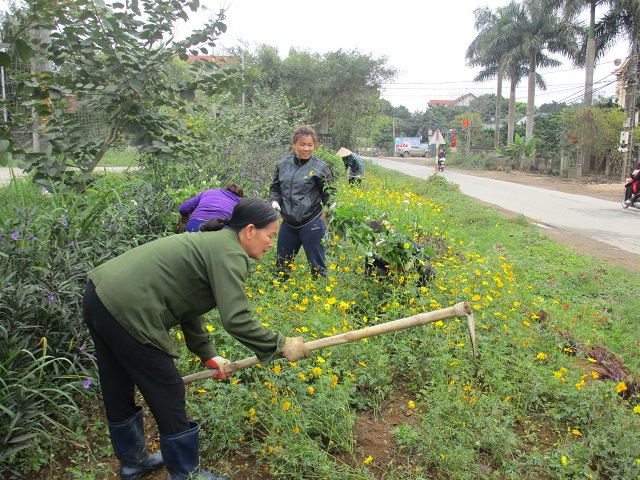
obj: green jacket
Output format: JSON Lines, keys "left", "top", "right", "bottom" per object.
{"left": 88, "top": 229, "right": 285, "bottom": 363}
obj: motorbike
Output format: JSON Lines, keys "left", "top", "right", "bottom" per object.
{"left": 622, "top": 183, "right": 640, "bottom": 210}
{"left": 622, "top": 193, "right": 640, "bottom": 210}
{"left": 437, "top": 157, "right": 445, "bottom": 172}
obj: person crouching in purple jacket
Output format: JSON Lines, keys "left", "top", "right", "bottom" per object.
{"left": 179, "top": 183, "right": 244, "bottom": 232}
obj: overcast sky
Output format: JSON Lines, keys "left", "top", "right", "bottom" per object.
{"left": 189, "top": 0, "right": 630, "bottom": 112}
{"left": 0, "top": 0, "right": 630, "bottom": 112}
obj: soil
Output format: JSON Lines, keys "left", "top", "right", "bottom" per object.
{"left": 380, "top": 157, "right": 640, "bottom": 274}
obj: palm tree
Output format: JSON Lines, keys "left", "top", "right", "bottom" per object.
{"left": 556, "top": 0, "right": 616, "bottom": 107}
{"left": 500, "top": 0, "right": 581, "bottom": 140}
{"left": 466, "top": 7, "right": 505, "bottom": 148}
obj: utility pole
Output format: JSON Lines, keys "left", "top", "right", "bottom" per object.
{"left": 392, "top": 117, "right": 395, "bottom": 155}
{"left": 623, "top": 41, "right": 639, "bottom": 179}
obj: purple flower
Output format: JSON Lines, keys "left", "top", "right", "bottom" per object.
{"left": 0, "top": 237, "right": 4, "bottom": 244}
{"left": 11, "top": 232, "right": 19, "bottom": 240}
{"left": 69, "top": 241, "right": 75, "bottom": 247}
{"left": 47, "top": 294, "right": 55, "bottom": 301}
{"left": 62, "top": 220, "right": 68, "bottom": 227}
{"left": 109, "top": 224, "right": 115, "bottom": 229}
{"left": 124, "top": 192, "right": 129, "bottom": 196}
{"left": 30, "top": 236, "right": 37, "bottom": 241}
{"left": 147, "top": 186, "right": 151, "bottom": 192}
{"left": 83, "top": 378, "right": 92, "bottom": 389}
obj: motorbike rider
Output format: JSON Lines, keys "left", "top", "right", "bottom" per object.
{"left": 624, "top": 161, "right": 640, "bottom": 205}
{"left": 437, "top": 150, "right": 446, "bottom": 170}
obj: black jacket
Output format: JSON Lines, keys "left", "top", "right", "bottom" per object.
{"left": 269, "top": 154, "right": 334, "bottom": 227}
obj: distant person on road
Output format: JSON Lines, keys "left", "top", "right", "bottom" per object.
{"left": 336, "top": 147, "right": 365, "bottom": 185}
{"left": 179, "top": 182, "right": 244, "bottom": 232}
{"left": 624, "top": 161, "right": 640, "bottom": 205}
{"left": 269, "top": 125, "right": 335, "bottom": 277}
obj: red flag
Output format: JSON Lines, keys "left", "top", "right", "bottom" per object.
{"left": 567, "top": 134, "right": 578, "bottom": 144}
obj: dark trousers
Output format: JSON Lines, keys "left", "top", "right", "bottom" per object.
{"left": 185, "top": 218, "right": 206, "bottom": 232}
{"left": 82, "top": 281, "right": 190, "bottom": 435}
{"left": 276, "top": 215, "right": 327, "bottom": 276}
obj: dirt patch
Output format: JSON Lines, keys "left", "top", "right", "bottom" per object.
{"left": 378, "top": 157, "right": 639, "bottom": 274}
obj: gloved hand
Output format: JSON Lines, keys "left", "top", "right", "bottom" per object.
{"left": 204, "top": 356, "right": 231, "bottom": 380}
{"left": 271, "top": 201, "right": 281, "bottom": 211}
{"left": 328, "top": 202, "right": 337, "bottom": 211}
{"left": 280, "top": 337, "right": 312, "bottom": 362}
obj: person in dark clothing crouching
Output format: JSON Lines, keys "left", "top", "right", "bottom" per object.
{"left": 364, "top": 220, "right": 436, "bottom": 286}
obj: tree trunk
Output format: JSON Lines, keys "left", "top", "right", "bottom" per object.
{"left": 30, "top": 29, "right": 53, "bottom": 154}
{"left": 526, "top": 55, "right": 536, "bottom": 141}
{"left": 583, "top": 1, "right": 596, "bottom": 107}
{"left": 494, "top": 74, "right": 502, "bottom": 148}
{"left": 579, "top": 4, "right": 597, "bottom": 176}
{"left": 507, "top": 76, "right": 517, "bottom": 144}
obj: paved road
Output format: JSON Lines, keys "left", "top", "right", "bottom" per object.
{"left": 0, "top": 166, "right": 132, "bottom": 185}
{"left": 0, "top": 166, "right": 26, "bottom": 184}
{"left": 369, "top": 157, "right": 640, "bottom": 256}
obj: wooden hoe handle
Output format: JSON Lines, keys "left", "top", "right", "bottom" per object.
{"left": 182, "top": 301, "right": 476, "bottom": 384}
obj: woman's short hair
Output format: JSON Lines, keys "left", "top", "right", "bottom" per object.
{"left": 291, "top": 125, "right": 318, "bottom": 147}
{"left": 226, "top": 182, "right": 244, "bottom": 198}
{"left": 201, "top": 198, "right": 279, "bottom": 233}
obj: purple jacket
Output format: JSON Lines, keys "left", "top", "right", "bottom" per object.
{"left": 179, "top": 189, "right": 241, "bottom": 220}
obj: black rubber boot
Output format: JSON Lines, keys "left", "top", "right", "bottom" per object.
{"left": 108, "top": 407, "right": 164, "bottom": 479}
{"left": 160, "top": 421, "right": 228, "bottom": 480}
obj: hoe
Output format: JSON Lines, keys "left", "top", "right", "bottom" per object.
{"left": 183, "top": 301, "right": 476, "bottom": 384}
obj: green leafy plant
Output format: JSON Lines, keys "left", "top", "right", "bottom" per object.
{"left": 3, "top": 0, "right": 243, "bottom": 185}
{"left": 495, "top": 132, "right": 538, "bottom": 170}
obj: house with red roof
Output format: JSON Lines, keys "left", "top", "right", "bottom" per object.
{"left": 428, "top": 93, "right": 476, "bottom": 108}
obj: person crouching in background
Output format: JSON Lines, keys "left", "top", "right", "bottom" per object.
{"left": 179, "top": 183, "right": 244, "bottom": 232}
{"left": 336, "top": 147, "right": 365, "bottom": 186}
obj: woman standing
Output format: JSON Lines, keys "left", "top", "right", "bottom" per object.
{"left": 179, "top": 182, "right": 244, "bottom": 232}
{"left": 269, "top": 125, "right": 334, "bottom": 277}
{"left": 83, "top": 198, "right": 312, "bottom": 480}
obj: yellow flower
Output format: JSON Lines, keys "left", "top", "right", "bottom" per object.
{"left": 317, "top": 356, "right": 326, "bottom": 363}
{"left": 359, "top": 361, "right": 367, "bottom": 367}
{"left": 205, "top": 325, "right": 214, "bottom": 332}
{"left": 633, "top": 405, "right": 640, "bottom": 414}
{"left": 571, "top": 429, "right": 581, "bottom": 436}
{"left": 330, "top": 375, "right": 338, "bottom": 388}
{"left": 407, "top": 400, "right": 416, "bottom": 409}
{"left": 307, "top": 386, "right": 315, "bottom": 395}
{"left": 273, "top": 365, "right": 281, "bottom": 374}
{"left": 561, "top": 456, "right": 568, "bottom": 467}
{"left": 616, "top": 382, "right": 628, "bottom": 393}
{"left": 282, "top": 402, "right": 292, "bottom": 411}
{"left": 363, "top": 455, "right": 373, "bottom": 464}
{"left": 536, "top": 352, "right": 548, "bottom": 360}
{"left": 312, "top": 367, "right": 323, "bottom": 376}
